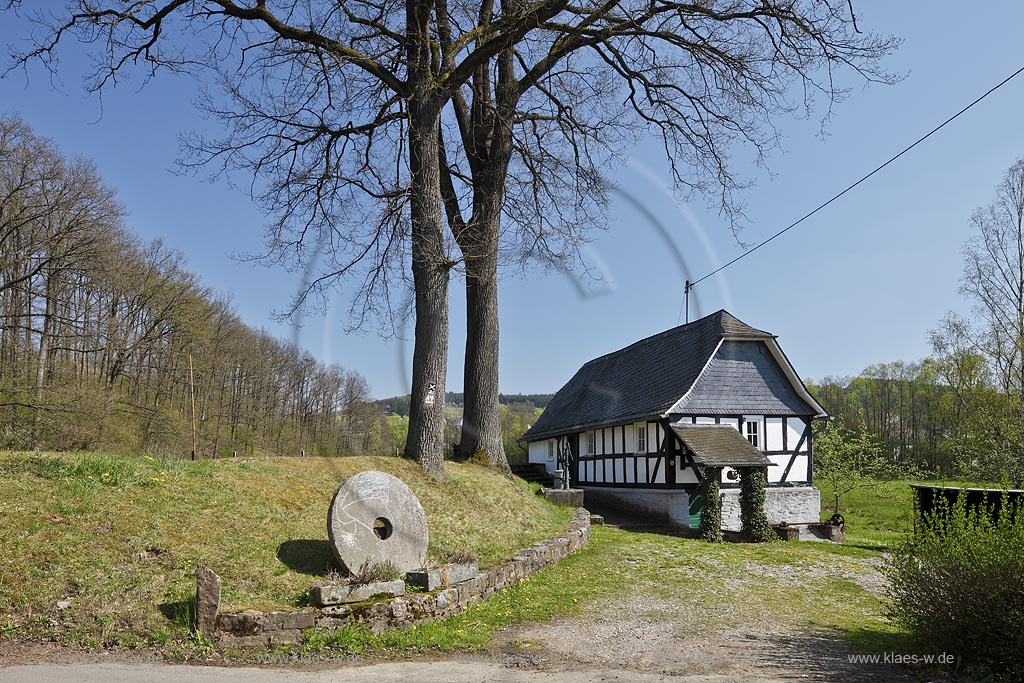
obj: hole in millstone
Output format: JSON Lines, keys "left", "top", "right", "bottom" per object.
{"left": 373, "top": 517, "right": 393, "bottom": 540}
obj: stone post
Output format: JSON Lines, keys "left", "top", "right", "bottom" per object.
{"left": 196, "top": 566, "right": 222, "bottom": 637}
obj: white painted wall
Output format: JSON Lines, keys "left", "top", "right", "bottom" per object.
{"left": 528, "top": 438, "right": 570, "bottom": 476}
{"left": 767, "top": 453, "right": 789, "bottom": 483}
{"left": 527, "top": 440, "right": 548, "bottom": 467}
{"left": 582, "top": 487, "right": 694, "bottom": 527}
{"left": 784, "top": 455, "right": 809, "bottom": 482}
{"left": 766, "top": 417, "right": 785, "bottom": 451}
{"left": 787, "top": 419, "right": 808, "bottom": 452}
{"left": 677, "top": 455, "right": 700, "bottom": 484}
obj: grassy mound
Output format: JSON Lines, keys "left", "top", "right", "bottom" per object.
{"left": 0, "top": 452, "right": 571, "bottom": 649}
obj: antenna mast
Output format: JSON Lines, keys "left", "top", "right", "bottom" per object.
{"left": 684, "top": 280, "right": 691, "bottom": 323}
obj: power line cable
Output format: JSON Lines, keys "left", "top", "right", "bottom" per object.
{"left": 684, "top": 63, "right": 1024, "bottom": 312}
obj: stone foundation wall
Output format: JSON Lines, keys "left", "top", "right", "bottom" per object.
{"left": 214, "top": 508, "right": 591, "bottom": 647}
{"left": 721, "top": 486, "right": 821, "bottom": 531}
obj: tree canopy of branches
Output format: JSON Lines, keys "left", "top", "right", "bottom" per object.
{"left": 0, "top": 115, "right": 388, "bottom": 457}
{"left": 3, "top": 1, "right": 897, "bottom": 477}
{"left": 926, "top": 157, "right": 1024, "bottom": 483}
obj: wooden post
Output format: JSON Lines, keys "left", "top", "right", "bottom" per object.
{"left": 189, "top": 353, "right": 197, "bottom": 461}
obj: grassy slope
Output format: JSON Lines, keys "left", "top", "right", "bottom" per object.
{"left": 0, "top": 452, "right": 571, "bottom": 649}
{"left": 2, "top": 460, "right": 938, "bottom": 660}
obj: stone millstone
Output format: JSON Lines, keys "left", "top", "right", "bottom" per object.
{"left": 327, "top": 470, "right": 428, "bottom": 575}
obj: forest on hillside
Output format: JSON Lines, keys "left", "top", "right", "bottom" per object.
{"left": 0, "top": 116, "right": 393, "bottom": 458}
{"left": 810, "top": 361, "right": 982, "bottom": 480}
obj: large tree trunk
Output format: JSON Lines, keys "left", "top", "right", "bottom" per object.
{"left": 457, "top": 214, "right": 509, "bottom": 473}
{"left": 448, "top": 36, "right": 516, "bottom": 474}
{"left": 402, "top": 2, "right": 449, "bottom": 478}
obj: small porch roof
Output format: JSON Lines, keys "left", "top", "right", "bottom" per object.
{"left": 670, "top": 423, "right": 771, "bottom": 467}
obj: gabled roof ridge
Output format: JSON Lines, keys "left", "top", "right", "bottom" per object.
{"left": 579, "top": 309, "right": 769, "bottom": 368}
{"left": 673, "top": 422, "right": 736, "bottom": 429}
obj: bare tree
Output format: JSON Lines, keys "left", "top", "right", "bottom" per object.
{"left": 3, "top": 1, "right": 896, "bottom": 476}
{"left": 435, "top": 1, "right": 898, "bottom": 468}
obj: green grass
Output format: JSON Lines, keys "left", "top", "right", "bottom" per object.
{"left": 0, "top": 451, "right": 571, "bottom": 650}
{"left": 1, "top": 457, "right": 931, "bottom": 662}
{"left": 293, "top": 478, "right": 939, "bottom": 661}
{"left": 292, "top": 524, "right": 906, "bottom": 659}
{"left": 817, "top": 476, "right": 1010, "bottom": 548}
{"left": 817, "top": 480, "right": 917, "bottom": 548}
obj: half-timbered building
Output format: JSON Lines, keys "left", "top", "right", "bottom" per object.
{"left": 521, "top": 310, "right": 827, "bottom": 529}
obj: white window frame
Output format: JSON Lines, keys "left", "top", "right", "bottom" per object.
{"left": 743, "top": 417, "right": 761, "bottom": 449}
{"left": 586, "top": 431, "right": 596, "bottom": 456}
{"left": 547, "top": 439, "right": 556, "bottom": 461}
{"left": 636, "top": 424, "right": 647, "bottom": 453}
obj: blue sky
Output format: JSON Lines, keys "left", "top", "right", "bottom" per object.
{"left": 2, "top": 4, "right": 1022, "bottom": 398}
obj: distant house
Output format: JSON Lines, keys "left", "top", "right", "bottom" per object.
{"left": 520, "top": 310, "right": 828, "bottom": 529}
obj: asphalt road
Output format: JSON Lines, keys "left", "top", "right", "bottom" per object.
{"left": 0, "top": 660, "right": 753, "bottom": 683}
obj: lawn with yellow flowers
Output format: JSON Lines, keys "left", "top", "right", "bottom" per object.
{"left": 0, "top": 451, "right": 571, "bottom": 653}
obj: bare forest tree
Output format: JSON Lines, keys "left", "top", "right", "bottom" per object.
{"left": 3, "top": 1, "right": 896, "bottom": 477}
{"left": 0, "top": 115, "right": 387, "bottom": 457}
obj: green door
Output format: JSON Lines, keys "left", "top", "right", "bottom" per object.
{"left": 688, "top": 491, "right": 704, "bottom": 529}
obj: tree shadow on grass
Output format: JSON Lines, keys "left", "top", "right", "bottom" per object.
{"left": 276, "top": 539, "right": 335, "bottom": 577}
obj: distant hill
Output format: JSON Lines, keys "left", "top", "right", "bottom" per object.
{"left": 376, "top": 392, "right": 553, "bottom": 417}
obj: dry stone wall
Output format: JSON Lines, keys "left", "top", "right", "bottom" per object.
{"left": 214, "top": 507, "right": 591, "bottom": 647}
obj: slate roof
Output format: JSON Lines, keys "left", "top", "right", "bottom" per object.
{"left": 522, "top": 310, "right": 788, "bottom": 442}
{"left": 670, "top": 424, "right": 772, "bottom": 467}
{"left": 671, "top": 339, "right": 816, "bottom": 416}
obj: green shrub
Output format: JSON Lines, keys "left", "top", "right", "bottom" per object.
{"left": 885, "top": 495, "right": 1024, "bottom": 680}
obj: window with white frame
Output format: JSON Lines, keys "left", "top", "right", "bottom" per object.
{"left": 636, "top": 424, "right": 646, "bottom": 453}
{"left": 547, "top": 439, "right": 556, "bottom": 461}
{"left": 744, "top": 419, "right": 760, "bottom": 448}
{"left": 586, "top": 431, "right": 596, "bottom": 456}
